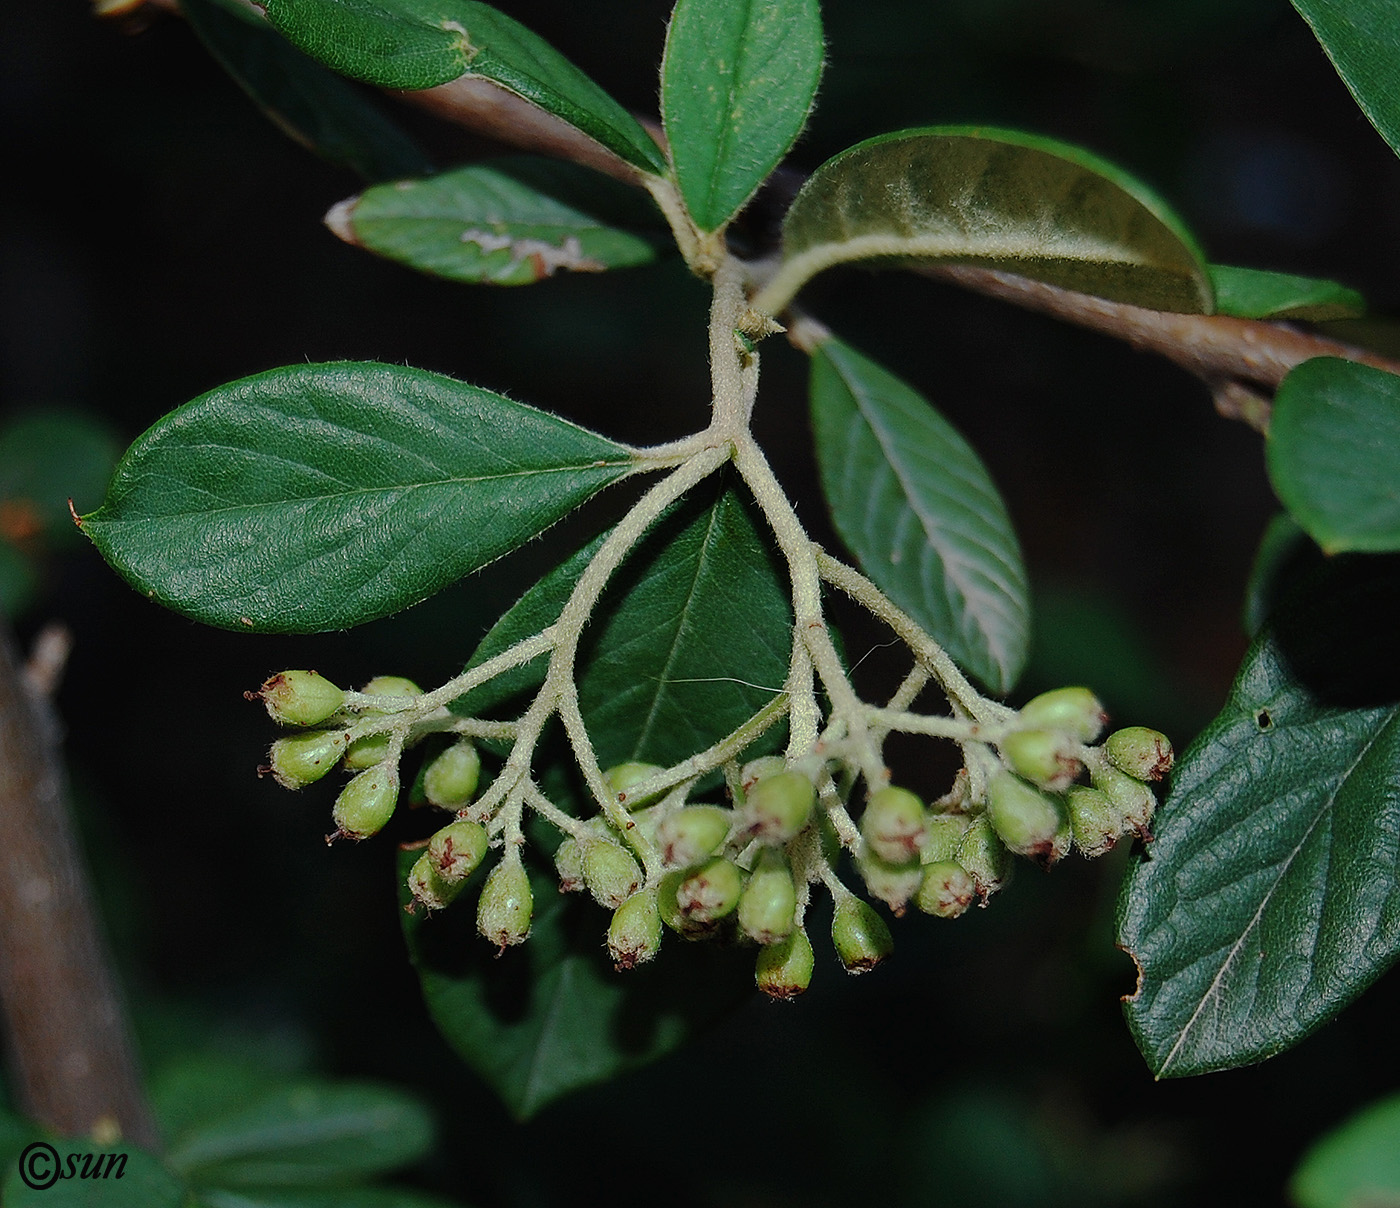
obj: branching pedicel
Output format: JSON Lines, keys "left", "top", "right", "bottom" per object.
{"left": 254, "top": 219, "right": 1174, "bottom": 997}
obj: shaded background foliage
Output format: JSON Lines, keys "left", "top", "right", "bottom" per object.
{"left": 3, "top": 0, "right": 1400, "bottom": 1203}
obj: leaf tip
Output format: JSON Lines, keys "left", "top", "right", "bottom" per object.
{"left": 324, "top": 197, "right": 361, "bottom": 246}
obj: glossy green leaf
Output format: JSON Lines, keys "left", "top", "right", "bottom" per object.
{"left": 82, "top": 363, "right": 633, "bottom": 633}
{"left": 1210, "top": 265, "right": 1365, "bottom": 321}
{"left": 260, "top": 0, "right": 666, "bottom": 175}
{"left": 181, "top": 0, "right": 432, "bottom": 181}
{"left": 165, "top": 1078, "right": 432, "bottom": 1187}
{"left": 1267, "top": 358, "right": 1400, "bottom": 553}
{"left": 400, "top": 846, "right": 751, "bottom": 1120}
{"left": 661, "top": 0, "right": 823, "bottom": 232}
{"left": 1119, "top": 555, "right": 1400, "bottom": 1077}
{"left": 1290, "top": 1091, "right": 1400, "bottom": 1208}
{"left": 454, "top": 472, "right": 791, "bottom": 767}
{"left": 2, "top": 1144, "right": 185, "bottom": 1208}
{"left": 328, "top": 159, "right": 658, "bottom": 285}
{"left": 757, "top": 126, "right": 1212, "bottom": 316}
{"left": 809, "top": 337, "right": 1029, "bottom": 695}
{"left": 1292, "top": 0, "right": 1400, "bottom": 159}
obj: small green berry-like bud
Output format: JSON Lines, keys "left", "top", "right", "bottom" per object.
{"left": 916, "top": 860, "right": 976, "bottom": 918}
{"left": 1001, "top": 729, "right": 1082, "bottom": 791}
{"left": 656, "top": 805, "right": 732, "bottom": 867}
{"left": 1090, "top": 762, "right": 1158, "bottom": 839}
{"left": 581, "top": 839, "right": 643, "bottom": 910}
{"left": 332, "top": 765, "right": 399, "bottom": 839}
{"left": 738, "top": 848, "right": 797, "bottom": 944}
{"left": 923, "top": 812, "right": 972, "bottom": 864}
{"left": 427, "top": 818, "right": 489, "bottom": 882}
{"left": 1020, "top": 686, "right": 1107, "bottom": 743}
{"left": 855, "top": 849, "right": 924, "bottom": 916}
{"left": 256, "top": 670, "right": 346, "bottom": 727}
{"left": 742, "top": 770, "right": 815, "bottom": 843}
{"left": 408, "top": 852, "right": 466, "bottom": 911}
{"left": 423, "top": 740, "right": 482, "bottom": 808}
{"left": 987, "top": 772, "right": 1070, "bottom": 867}
{"left": 343, "top": 732, "right": 391, "bottom": 770}
{"left": 956, "top": 814, "right": 1013, "bottom": 899}
{"left": 1104, "top": 727, "right": 1174, "bottom": 782}
{"left": 554, "top": 837, "right": 585, "bottom": 893}
{"left": 360, "top": 675, "right": 422, "bottom": 700}
{"left": 1066, "top": 786, "right": 1121, "bottom": 858}
{"left": 676, "top": 857, "right": 744, "bottom": 923}
{"left": 860, "top": 786, "right": 928, "bottom": 865}
{"left": 739, "top": 755, "right": 787, "bottom": 795}
{"left": 603, "top": 761, "right": 665, "bottom": 807}
{"left": 832, "top": 897, "right": 893, "bottom": 974}
{"left": 756, "top": 928, "right": 815, "bottom": 999}
{"left": 478, "top": 856, "right": 533, "bottom": 951}
{"left": 267, "top": 729, "right": 349, "bottom": 789}
{"left": 608, "top": 890, "right": 662, "bottom": 970}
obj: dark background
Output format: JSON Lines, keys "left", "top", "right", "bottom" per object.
{"left": 3, "top": 0, "right": 1400, "bottom": 1203}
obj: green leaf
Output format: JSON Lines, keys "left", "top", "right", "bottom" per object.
{"left": 661, "top": 0, "right": 823, "bottom": 232}
{"left": 455, "top": 472, "right": 792, "bottom": 767}
{"left": 1267, "top": 358, "right": 1400, "bottom": 554}
{"left": 181, "top": 0, "right": 433, "bottom": 181}
{"left": 2, "top": 1144, "right": 186, "bottom": 1208}
{"left": 328, "top": 158, "right": 658, "bottom": 285}
{"left": 809, "top": 337, "right": 1029, "bottom": 695}
{"left": 399, "top": 846, "right": 752, "bottom": 1120}
{"left": 82, "top": 362, "right": 633, "bottom": 633}
{"left": 165, "top": 1079, "right": 433, "bottom": 1187}
{"left": 1290, "top": 1091, "right": 1400, "bottom": 1208}
{"left": 1209, "top": 265, "right": 1365, "bottom": 321}
{"left": 1118, "top": 555, "right": 1400, "bottom": 1077}
{"left": 260, "top": 0, "right": 666, "bottom": 175}
{"left": 757, "top": 126, "right": 1213, "bottom": 317}
{"left": 1292, "top": 0, "right": 1400, "bottom": 160}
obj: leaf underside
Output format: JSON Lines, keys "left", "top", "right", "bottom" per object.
{"left": 1119, "top": 555, "right": 1400, "bottom": 1078}
{"left": 809, "top": 337, "right": 1030, "bottom": 695}
{"left": 83, "top": 362, "right": 632, "bottom": 633}
{"left": 768, "top": 126, "right": 1212, "bottom": 315}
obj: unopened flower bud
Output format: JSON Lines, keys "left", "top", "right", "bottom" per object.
{"left": 987, "top": 772, "right": 1070, "bottom": 867}
{"left": 738, "top": 848, "right": 797, "bottom": 944}
{"left": 656, "top": 805, "right": 732, "bottom": 867}
{"left": 256, "top": 670, "right": 346, "bottom": 727}
{"left": 1020, "top": 686, "right": 1107, "bottom": 743}
{"left": 1090, "top": 762, "right": 1158, "bottom": 839}
{"left": 741, "top": 770, "right": 814, "bottom": 843}
{"left": 554, "top": 837, "right": 585, "bottom": 892}
{"left": 408, "top": 851, "right": 466, "bottom": 911}
{"left": 755, "top": 928, "right": 814, "bottom": 999}
{"left": 608, "top": 890, "right": 663, "bottom": 969}
{"left": 423, "top": 740, "right": 482, "bottom": 808}
{"left": 956, "top": 814, "right": 1013, "bottom": 899}
{"left": 1066, "top": 786, "right": 1121, "bottom": 858}
{"left": 582, "top": 839, "right": 642, "bottom": 910}
{"left": 332, "top": 764, "right": 399, "bottom": 839}
{"left": 1104, "top": 727, "right": 1174, "bottom": 782}
{"left": 478, "top": 856, "right": 532, "bottom": 951}
{"left": 739, "top": 755, "right": 786, "bottom": 795}
{"left": 855, "top": 849, "right": 924, "bottom": 916}
{"left": 923, "top": 812, "right": 972, "bottom": 864}
{"left": 267, "top": 729, "right": 349, "bottom": 789}
{"left": 860, "top": 786, "right": 927, "bottom": 865}
{"left": 427, "top": 817, "right": 489, "bottom": 882}
{"left": 676, "top": 857, "right": 744, "bottom": 923}
{"left": 343, "top": 732, "right": 391, "bottom": 770}
{"left": 832, "top": 896, "right": 893, "bottom": 974}
{"left": 603, "top": 761, "right": 665, "bottom": 807}
{"left": 915, "top": 859, "right": 976, "bottom": 918}
{"left": 1001, "top": 729, "right": 1082, "bottom": 790}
